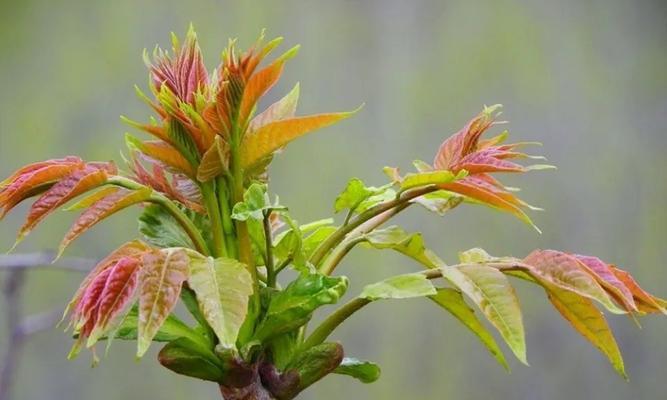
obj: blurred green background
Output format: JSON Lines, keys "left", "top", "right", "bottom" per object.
{"left": 1, "top": 0, "right": 665, "bottom": 399}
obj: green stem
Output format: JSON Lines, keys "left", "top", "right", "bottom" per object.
{"left": 217, "top": 177, "right": 238, "bottom": 258}
{"left": 309, "top": 186, "right": 437, "bottom": 267}
{"left": 319, "top": 237, "right": 365, "bottom": 276}
{"left": 107, "top": 176, "right": 210, "bottom": 256}
{"left": 263, "top": 211, "right": 277, "bottom": 288}
{"left": 201, "top": 182, "right": 227, "bottom": 258}
{"left": 302, "top": 268, "right": 445, "bottom": 349}
{"left": 301, "top": 298, "right": 371, "bottom": 350}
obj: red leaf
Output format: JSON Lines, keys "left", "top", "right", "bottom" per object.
{"left": 609, "top": 266, "right": 667, "bottom": 314}
{"left": 574, "top": 255, "right": 637, "bottom": 312}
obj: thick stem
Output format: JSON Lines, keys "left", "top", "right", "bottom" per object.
{"left": 201, "top": 182, "right": 228, "bottom": 258}
{"left": 309, "top": 186, "right": 437, "bottom": 267}
{"left": 217, "top": 177, "right": 238, "bottom": 259}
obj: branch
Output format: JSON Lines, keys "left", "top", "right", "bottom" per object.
{"left": 309, "top": 185, "right": 437, "bottom": 267}
{"left": 0, "top": 253, "right": 95, "bottom": 272}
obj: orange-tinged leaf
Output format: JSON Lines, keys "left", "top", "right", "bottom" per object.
{"left": 547, "top": 286, "right": 626, "bottom": 378}
{"left": 63, "top": 186, "right": 119, "bottom": 211}
{"left": 523, "top": 250, "right": 625, "bottom": 314}
{"left": 87, "top": 257, "right": 141, "bottom": 346}
{"left": 238, "top": 57, "right": 287, "bottom": 125}
{"left": 249, "top": 82, "right": 299, "bottom": 130}
{"left": 1, "top": 159, "right": 85, "bottom": 217}
{"left": 241, "top": 110, "right": 358, "bottom": 169}
{"left": 440, "top": 180, "right": 538, "bottom": 232}
{"left": 58, "top": 187, "right": 153, "bottom": 258}
{"left": 137, "top": 248, "right": 190, "bottom": 357}
{"left": 126, "top": 134, "right": 196, "bottom": 178}
{"left": 18, "top": 166, "right": 111, "bottom": 241}
{"left": 610, "top": 266, "right": 667, "bottom": 314}
{"left": 196, "top": 136, "right": 229, "bottom": 182}
{"left": 0, "top": 156, "right": 81, "bottom": 189}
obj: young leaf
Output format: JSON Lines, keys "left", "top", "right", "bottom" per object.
{"left": 546, "top": 287, "right": 626, "bottom": 378}
{"left": 441, "top": 265, "right": 527, "bottom": 364}
{"left": 334, "top": 358, "right": 381, "bottom": 384}
{"left": 334, "top": 178, "right": 390, "bottom": 213}
{"left": 125, "top": 134, "right": 196, "bottom": 178}
{"left": 410, "top": 190, "right": 463, "bottom": 216}
{"left": 360, "top": 226, "right": 437, "bottom": 268}
{"left": 87, "top": 257, "right": 141, "bottom": 347}
{"left": 137, "top": 248, "right": 190, "bottom": 357}
{"left": 158, "top": 337, "right": 226, "bottom": 382}
{"left": 139, "top": 203, "right": 202, "bottom": 249}
{"left": 241, "top": 110, "right": 358, "bottom": 169}
{"left": 231, "top": 183, "right": 283, "bottom": 221}
{"left": 106, "top": 305, "right": 201, "bottom": 343}
{"left": 238, "top": 54, "right": 289, "bottom": 125}
{"left": 187, "top": 255, "right": 254, "bottom": 348}
{"left": 399, "top": 170, "right": 463, "bottom": 192}
{"left": 249, "top": 82, "right": 300, "bottom": 130}
{"left": 253, "top": 274, "right": 348, "bottom": 341}
{"left": 17, "top": 164, "right": 113, "bottom": 241}
{"left": 360, "top": 273, "right": 436, "bottom": 301}
{"left": 196, "top": 136, "right": 229, "bottom": 182}
{"left": 574, "top": 254, "right": 637, "bottom": 312}
{"left": 430, "top": 288, "right": 509, "bottom": 370}
{"left": 610, "top": 266, "right": 667, "bottom": 314}
{"left": 523, "top": 250, "right": 626, "bottom": 314}
{"left": 58, "top": 187, "right": 153, "bottom": 257}
{"left": 285, "top": 342, "right": 343, "bottom": 396}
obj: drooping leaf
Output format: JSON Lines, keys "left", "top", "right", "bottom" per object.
{"left": 17, "top": 164, "right": 113, "bottom": 242}
{"left": 334, "top": 358, "right": 381, "bottom": 383}
{"left": 360, "top": 226, "right": 436, "bottom": 268}
{"left": 63, "top": 241, "right": 150, "bottom": 324}
{"left": 87, "top": 257, "right": 141, "bottom": 346}
{"left": 196, "top": 136, "right": 229, "bottom": 182}
{"left": 58, "top": 187, "right": 153, "bottom": 258}
{"left": 441, "top": 264, "right": 527, "bottom": 364}
{"left": 241, "top": 110, "right": 358, "bottom": 169}
{"left": 158, "top": 337, "right": 226, "bottom": 382}
{"left": 187, "top": 255, "right": 254, "bottom": 348}
{"left": 523, "top": 250, "right": 626, "bottom": 314}
{"left": 546, "top": 286, "right": 626, "bottom": 378}
{"left": 360, "top": 273, "right": 436, "bottom": 301}
{"left": 253, "top": 274, "right": 348, "bottom": 341}
{"left": 411, "top": 190, "right": 463, "bottom": 216}
{"left": 429, "top": 288, "right": 509, "bottom": 370}
{"left": 610, "top": 266, "right": 667, "bottom": 314}
{"left": 574, "top": 254, "right": 637, "bottom": 312}
{"left": 1, "top": 157, "right": 85, "bottom": 218}
{"left": 137, "top": 248, "right": 190, "bottom": 357}
{"left": 250, "top": 82, "right": 300, "bottom": 130}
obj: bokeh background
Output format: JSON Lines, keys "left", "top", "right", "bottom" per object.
{"left": 1, "top": 0, "right": 665, "bottom": 399}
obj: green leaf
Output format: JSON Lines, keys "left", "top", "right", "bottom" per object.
{"left": 106, "top": 305, "right": 202, "bottom": 344}
{"left": 360, "top": 273, "right": 436, "bottom": 301}
{"left": 167, "top": 119, "right": 201, "bottom": 167}
{"left": 139, "top": 203, "right": 200, "bottom": 248}
{"left": 360, "top": 226, "right": 436, "bottom": 268}
{"left": 158, "top": 337, "right": 226, "bottom": 382}
{"left": 286, "top": 342, "right": 344, "bottom": 394}
{"left": 429, "top": 288, "right": 509, "bottom": 371}
{"left": 187, "top": 255, "right": 254, "bottom": 349}
{"left": 302, "top": 226, "right": 338, "bottom": 259}
{"left": 441, "top": 265, "right": 527, "bottom": 365}
{"left": 231, "top": 183, "right": 285, "bottom": 222}
{"left": 253, "top": 274, "right": 348, "bottom": 341}
{"left": 399, "top": 170, "right": 467, "bottom": 191}
{"left": 412, "top": 190, "right": 463, "bottom": 216}
{"left": 334, "top": 178, "right": 391, "bottom": 213}
{"left": 334, "top": 358, "right": 381, "bottom": 383}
